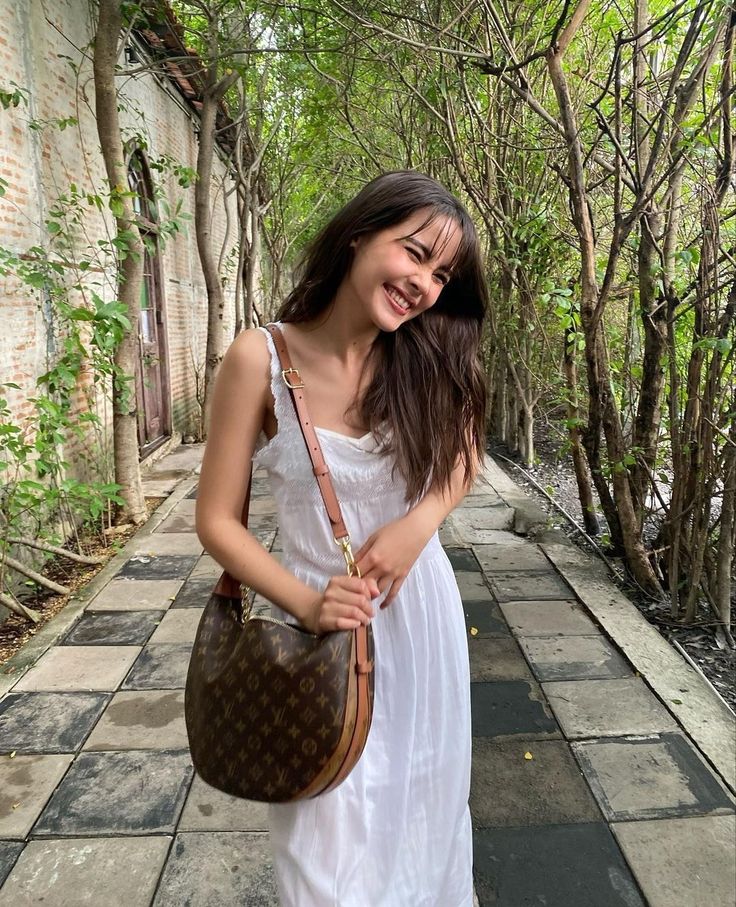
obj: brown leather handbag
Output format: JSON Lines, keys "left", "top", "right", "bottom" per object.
{"left": 185, "top": 324, "right": 375, "bottom": 803}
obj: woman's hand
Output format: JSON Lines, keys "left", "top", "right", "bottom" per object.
{"left": 301, "top": 575, "right": 380, "bottom": 635}
{"left": 354, "top": 513, "right": 435, "bottom": 609}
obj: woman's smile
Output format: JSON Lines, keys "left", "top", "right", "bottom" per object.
{"left": 384, "top": 283, "right": 413, "bottom": 315}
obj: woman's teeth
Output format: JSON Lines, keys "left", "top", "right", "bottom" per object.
{"left": 386, "top": 286, "right": 409, "bottom": 311}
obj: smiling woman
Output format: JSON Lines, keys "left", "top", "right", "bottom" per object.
{"left": 279, "top": 171, "right": 488, "bottom": 503}
{"left": 194, "top": 171, "right": 488, "bottom": 907}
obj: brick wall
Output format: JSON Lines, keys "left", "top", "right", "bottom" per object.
{"left": 0, "top": 0, "right": 238, "bottom": 460}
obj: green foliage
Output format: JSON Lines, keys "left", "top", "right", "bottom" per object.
{"left": 0, "top": 81, "right": 29, "bottom": 109}
{"left": 0, "top": 97, "right": 191, "bottom": 551}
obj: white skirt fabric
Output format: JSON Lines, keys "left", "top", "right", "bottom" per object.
{"left": 253, "top": 327, "right": 473, "bottom": 907}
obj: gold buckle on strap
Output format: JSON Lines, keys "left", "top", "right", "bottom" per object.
{"left": 335, "top": 535, "right": 361, "bottom": 578}
{"left": 282, "top": 368, "right": 304, "bottom": 389}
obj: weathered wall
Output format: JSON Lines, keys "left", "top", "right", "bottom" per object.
{"left": 0, "top": 0, "right": 237, "bottom": 451}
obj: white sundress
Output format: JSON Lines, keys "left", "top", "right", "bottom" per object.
{"left": 252, "top": 325, "right": 473, "bottom": 907}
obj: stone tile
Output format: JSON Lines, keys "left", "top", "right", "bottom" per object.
{"left": 573, "top": 733, "right": 735, "bottom": 822}
{"left": 457, "top": 504, "right": 514, "bottom": 531}
{"left": 0, "top": 692, "right": 108, "bottom": 753}
{"left": 116, "top": 555, "right": 197, "bottom": 580}
{"left": 83, "top": 691, "right": 187, "bottom": 751}
{"left": 461, "top": 493, "right": 503, "bottom": 507}
{"left": 179, "top": 776, "right": 269, "bottom": 832}
{"left": 463, "top": 599, "right": 510, "bottom": 639}
{"left": 613, "top": 814, "right": 736, "bottom": 907}
{"left": 143, "top": 480, "right": 181, "bottom": 497}
{"left": 186, "top": 486, "right": 198, "bottom": 499}
{"left": 121, "top": 644, "right": 193, "bottom": 690}
{"left": 465, "top": 529, "right": 521, "bottom": 545}
{"left": 0, "top": 842, "right": 22, "bottom": 888}
{"left": 87, "top": 579, "right": 183, "bottom": 611}
{"left": 251, "top": 594, "right": 272, "bottom": 617}
{"left": 12, "top": 646, "right": 140, "bottom": 693}
{"left": 520, "top": 635, "right": 632, "bottom": 681}
{"left": 0, "top": 836, "right": 170, "bottom": 906}
{"left": 475, "top": 543, "right": 551, "bottom": 573}
{"left": 471, "top": 681, "right": 560, "bottom": 739}
{"left": 474, "top": 823, "right": 645, "bottom": 906}
{"left": 0, "top": 754, "right": 74, "bottom": 838}
{"left": 544, "top": 678, "right": 680, "bottom": 739}
{"left": 444, "top": 547, "right": 481, "bottom": 572}
{"left": 148, "top": 609, "right": 203, "bottom": 644}
{"left": 455, "top": 571, "right": 493, "bottom": 601}
{"left": 499, "top": 599, "right": 599, "bottom": 636}
{"left": 157, "top": 512, "right": 197, "bottom": 534}
{"left": 469, "top": 638, "right": 533, "bottom": 682}
{"left": 169, "top": 497, "right": 198, "bottom": 513}
{"left": 170, "top": 576, "right": 217, "bottom": 609}
{"left": 60, "top": 611, "right": 164, "bottom": 646}
{"left": 189, "top": 555, "right": 224, "bottom": 580}
{"left": 438, "top": 522, "right": 464, "bottom": 546}
{"left": 153, "top": 832, "right": 278, "bottom": 906}
{"left": 129, "top": 533, "right": 204, "bottom": 556}
{"left": 33, "top": 750, "right": 192, "bottom": 835}
{"left": 247, "top": 498, "right": 278, "bottom": 516}
{"left": 471, "top": 738, "right": 601, "bottom": 828}
{"left": 487, "top": 571, "right": 573, "bottom": 602}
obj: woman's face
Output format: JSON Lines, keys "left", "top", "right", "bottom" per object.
{"left": 339, "top": 208, "right": 461, "bottom": 332}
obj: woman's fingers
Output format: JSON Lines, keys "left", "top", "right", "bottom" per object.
{"left": 312, "top": 575, "right": 380, "bottom": 632}
{"left": 380, "top": 577, "right": 405, "bottom": 609}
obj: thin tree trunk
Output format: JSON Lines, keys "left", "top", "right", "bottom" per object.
{"left": 632, "top": 207, "right": 667, "bottom": 523}
{"left": 93, "top": 0, "right": 146, "bottom": 525}
{"left": 716, "top": 408, "right": 735, "bottom": 634}
{"left": 563, "top": 324, "right": 600, "bottom": 536}
{"left": 546, "top": 38, "right": 660, "bottom": 593}
{"left": 198, "top": 88, "right": 227, "bottom": 439}
{"left": 197, "top": 38, "right": 239, "bottom": 438}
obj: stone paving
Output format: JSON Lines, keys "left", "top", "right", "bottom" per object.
{"left": 0, "top": 445, "right": 734, "bottom": 906}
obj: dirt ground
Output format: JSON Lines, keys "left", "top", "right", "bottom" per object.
{"left": 0, "top": 498, "right": 165, "bottom": 669}
{"left": 490, "top": 431, "right": 736, "bottom": 714}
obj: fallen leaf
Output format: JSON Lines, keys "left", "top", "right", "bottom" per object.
{"left": 469, "top": 627, "right": 478, "bottom": 636}
{"left": 9, "top": 751, "right": 16, "bottom": 759}
{"left": 12, "top": 803, "right": 19, "bottom": 810}
{"left": 670, "top": 698, "right": 683, "bottom": 705}
{"left": 524, "top": 751, "right": 533, "bottom": 760}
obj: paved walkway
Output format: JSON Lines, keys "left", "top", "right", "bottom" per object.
{"left": 0, "top": 444, "right": 734, "bottom": 906}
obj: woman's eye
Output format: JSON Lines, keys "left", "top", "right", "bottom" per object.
{"left": 405, "top": 246, "right": 420, "bottom": 260}
{"left": 434, "top": 273, "right": 449, "bottom": 286}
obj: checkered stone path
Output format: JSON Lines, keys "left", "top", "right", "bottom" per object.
{"left": 0, "top": 451, "right": 733, "bottom": 906}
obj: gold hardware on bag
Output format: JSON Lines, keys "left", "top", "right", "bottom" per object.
{"left": 238, "top": 585, "right": 253, "bottom": 625}
{"left": 282, "top": 368, "right": 304, "bottom": 389}
{"left": 335, "top": 535, "right": 360, "bottom": 577}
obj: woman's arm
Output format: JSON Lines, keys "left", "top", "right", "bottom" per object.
{"left": 354, "top": 458, "right": 475, "bottom": 606}
{"left": 195, "top": 329, "right": 377, "bottom": 633}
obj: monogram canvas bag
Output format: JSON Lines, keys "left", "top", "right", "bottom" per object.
{"left": 185, "top": 324, "right": 375, "bottom": 802}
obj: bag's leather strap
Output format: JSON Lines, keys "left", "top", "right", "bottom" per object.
{"left": 265, "top": 323, "right": 350, "bottom": 540}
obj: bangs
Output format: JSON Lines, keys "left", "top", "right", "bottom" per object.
{"left": 404, "top": 206, "right": 477, "bottom": 278}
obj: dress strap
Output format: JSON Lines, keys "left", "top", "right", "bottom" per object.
{"left": 257, "top": 323, "right": 293, "bottom": 435}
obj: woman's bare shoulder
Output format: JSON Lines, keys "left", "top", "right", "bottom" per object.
{"left": 219, "top": 328, "right": 271, "bottom": 390}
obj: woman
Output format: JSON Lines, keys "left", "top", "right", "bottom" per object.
{"left": 196, "top": 170, "right": 488, "bottom": 906}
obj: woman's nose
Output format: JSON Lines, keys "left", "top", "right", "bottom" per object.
{"left": 408, "top": 268, "right": 431, "bottom": 297}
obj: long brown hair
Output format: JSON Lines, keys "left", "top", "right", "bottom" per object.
{"left": 278, "top": 171, "right": 488, "bottom": 501}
